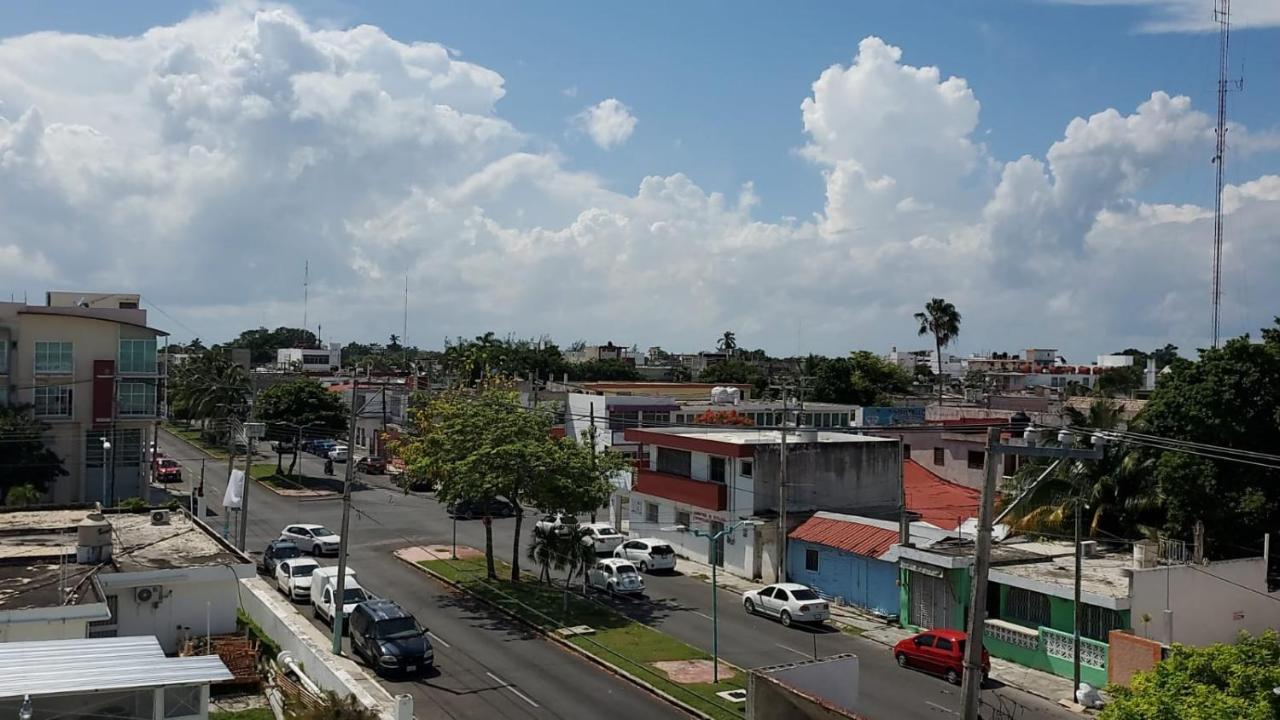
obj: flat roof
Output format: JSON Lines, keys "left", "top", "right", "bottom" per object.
{"left": 0, "top": 508, "right": 249, "bottom": 611}
{"left": 990, "top": 544, "right": 1134, "bottom": 603}
{"left": 628, "top": 427, "right": 891, "bottom": 445}
{"left": 17, "top": 306, "right": 166, "bottom": 335}
{"left": 0, "top": 636, "right": 231, "bottom": 698}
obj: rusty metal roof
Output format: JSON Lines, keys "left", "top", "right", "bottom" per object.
{"left": 789, "top": 515, "right": 899, "bottom": 559}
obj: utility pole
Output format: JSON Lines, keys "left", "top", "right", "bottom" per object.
{"left": 1073, "top": 495, "right": 1083, "bottom": 694}
{"left": 778, "top": 392, "right": 788, "bottom": 582}
{"left": 960, "top": 427, "right": 1001, "bottom": 720}
{"left": 1210, "top": 0, "right": 1241, "bottom": 348}
{"left": 237, "top": 427, "right": 253, "bottom": 550}
{"left": 332, "top": 381, "right": 361, "bottom": 653}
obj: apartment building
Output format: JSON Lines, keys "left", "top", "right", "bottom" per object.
{"left": 0, "top": 293, "right": 166, "bottom": 505}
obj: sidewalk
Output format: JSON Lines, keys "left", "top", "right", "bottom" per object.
{"left": 673, "top": 555, "right": 1077, "bottom": 707}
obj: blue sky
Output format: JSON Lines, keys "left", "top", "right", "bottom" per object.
{"left": 0, "top": 1, "right": 1277, "bottom": 357}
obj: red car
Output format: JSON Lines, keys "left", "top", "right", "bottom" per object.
{"left": 154, "top": 458, "right": 182, "bottom": 483}
{"left": 893, "top": 629, "right": 989, "bottom": 685}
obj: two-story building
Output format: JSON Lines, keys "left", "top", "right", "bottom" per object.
{"left": 0, "top": 292, "right": 167, "bottom": 505}
{"left": 621, "top": 427, "right": 901, "bottom": 583}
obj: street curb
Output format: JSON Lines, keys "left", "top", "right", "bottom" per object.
{"left": 161, "top": 428, "right": 337, "bottom": 499}
{"left": 393, "top": 551, "right": 727, "bottom": 720}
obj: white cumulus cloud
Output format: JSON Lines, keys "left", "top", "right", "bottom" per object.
{"left": 574, "top": 98, "right": 637, "bottom": 150}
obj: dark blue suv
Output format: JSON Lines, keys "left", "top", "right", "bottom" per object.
{"left": 349, "top": 599, "right": 433, "bottom": 676}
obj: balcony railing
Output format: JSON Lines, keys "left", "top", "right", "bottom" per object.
{"left": 633, "top": 467, "right": 726, "bottom": 511}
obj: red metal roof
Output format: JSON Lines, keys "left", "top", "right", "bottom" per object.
{"left": 788, "top": 516, "right": 899, "bottom": 558}
{"left": 904, "top": 459, "right": 982, "bottom": 529}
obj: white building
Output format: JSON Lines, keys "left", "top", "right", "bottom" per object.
{"left": 276, "top": 343, "right": 341, "bottom": 373}
{"left": 1096, "top": 354, "right": 1135, "bottom": 368}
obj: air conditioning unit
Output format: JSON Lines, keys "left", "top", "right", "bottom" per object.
{"left": 134, "top": 586, "right": 162, "bottom": 604}
{"left": 150, "top": 509, "right": 170, "bottom": 525}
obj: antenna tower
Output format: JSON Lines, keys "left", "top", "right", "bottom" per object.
{"left": 1210, "top": 0, "right": 1242, "bottom": 348}
{"left": 303, "top": 260, "right": 310, "bottom": 338}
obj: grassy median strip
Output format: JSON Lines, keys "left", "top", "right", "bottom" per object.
{"left": 423, "top": 557, "right": 746, "bottom": 720}
{"left": 164, "top": 423, "right": 231, "bottom": 458}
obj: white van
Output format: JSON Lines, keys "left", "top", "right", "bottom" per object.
{"left": 311, "top": 566, "right": 371, "bottom": 627}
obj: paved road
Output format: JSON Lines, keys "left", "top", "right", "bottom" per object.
{"left": 156, "top": 431, "right": 681, "bottom": 720}
{"left": 157, "top": 430, "right": 1075, "bottom": 720}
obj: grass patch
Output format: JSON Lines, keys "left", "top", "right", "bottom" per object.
{"left": 838, "top": 623, "right": 866, "bottom": 637}
{"left": 249, "top": 463, "right": 342, "bottom": 493}
{"left": 165, "top": 423, "right": 230, "bottom": 458}
{"left": 210, "top": 709, "right": 273, "bottom": 720}
{"left": 422, "top": 557, "right": 746, "bottom": 720}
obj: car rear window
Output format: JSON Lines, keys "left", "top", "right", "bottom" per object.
{"left": 616, "top": 564, "right": 638, "bottom": 574}
{"left": 791, "top": 588, "right": 819, "bottom": 601}
{"left": 596, "top": 527, "right": 619, "bottom": 536}
{"left": 277, "top": 546, "right": 301, "bottom": 559}
{"left": 650, "top": 545, "right": 674, "bottom": 556}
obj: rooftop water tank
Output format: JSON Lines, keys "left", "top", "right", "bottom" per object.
{"left": 76, "top": 511, "right": 113, "bottom": 564}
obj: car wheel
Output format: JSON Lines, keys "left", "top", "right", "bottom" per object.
{"left": 744, "top": 598, "right": 756, "bottom": 615}
{"left": 310, "top": 545, "right": 319, "bottom": 556}
{"left": 945, "top": 668, "right": 961, "bottom": 685}
{"left": 895, "top": 652, "right": 908, "bottom": 668}
{"left": 780, "top": 610, "right": 793, "bottom": 627}
{"left": 312, "top": 604, "right": 320, "bottom": 619}
{"left": 607, "top": 583, "right": 615, "bottom": 596}
{"left": 639, "top": 561, "right": 649, "bottom": 573}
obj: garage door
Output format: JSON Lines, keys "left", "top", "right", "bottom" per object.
{"left": 909, "top": 571, "right": 955, "bottom": 630}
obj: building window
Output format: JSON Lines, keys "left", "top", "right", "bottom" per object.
{"left": 302, "top": 353, "right": 330, "bottom": 366}
{"left": 709, "top": 457, "right": 726, "bottom": 484}
{"left": 645, "top": 502, "right": 659, "bottom": 525}
{"left": 85, "top": 431, "right": 107, "bottom": 467}
{"left": 657, "top": 447, "right": 692, "bottom": 477}
{"left": 118, "top": 429, "right": 143, "bottom": 464}
{"left": 640, "top": 411, "right": 667, "bottom": 426}
{"left": 1081, "top": 605, "right": 1126, "bottom": 642}
{"left": 1005, "top": 587, "right": 1051, "bottom": 627}
{"left": 933, "top": 448, "right": 946, "bottom": 466}
{"left": 164, "top": 685, "right": 202, "bottom": 719}
{"left": 967, "top": 450, "right": 985, "bottom": 470}
{"left": 33, "top": 385, "right": 72, "bottom": 417}
{"left": 805, "top": 548, "right": 819, "bottom": 572}
{"left": 676, "top": 510, "right": 691, "bottom": 530}
{"left": 117, "top": 381, "right": 157, "bottom": 417}
{"left": 34, "top": 341, "right": 73, "bottom": 374}
{"left": 903, "top": 443, "right": 912, "bottom": 457}
{"left": 740, "top": 460, "right": 753, "bottom": 477}
{"left": 118, "top": 339, "right": 157, "bottom": 374}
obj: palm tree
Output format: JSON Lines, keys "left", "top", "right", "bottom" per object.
{"left": 717, "top": 331, "right": 737, "bottom": 355}
{"left": 914, "top": 298, "right": 961, "bottom": 405}
{"left": 169, "top": 351, "right": 250, "bottom": 441}
{"left": 527, "top": 524, "right": 568, "bottom": 584}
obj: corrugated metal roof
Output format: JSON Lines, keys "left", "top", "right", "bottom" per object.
{"left": 904, "top": 460, "right": 982, "bottom": 530}
{"left": 789, "top": 515, "right": 899, "bottom": 559}
{"left": 0, "top": 636, "right": 232, "bottom": 698}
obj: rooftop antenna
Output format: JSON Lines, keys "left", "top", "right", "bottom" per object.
{"left": 403, "top": 274, "right": 409, "bottom": 370}
{"left": 1211, "top": 0, "right": 1243, "bottom": 348}
{"left": 303, "top": 260, "right": 309, "bottom": 340}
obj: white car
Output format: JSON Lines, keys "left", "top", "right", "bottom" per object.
{"left": 328, "top": 445, "right": 350, "bottom": 463}
{"left": 534, "top": 513, "right": 578, "bottom": 537}
{"left": 742, "top": 583, "right": 830, "bottom": 627}
{"left": 275, "top": 557, "right": 322, "bottom": 602}
{"left": 614, "top": 538, "right": 677, "bottom": 573}
{"left": 586, "top": 558, "right": 645, "bottom": 595}
{"left": 280, "top": 524, "right": 341, "bottom": 556}
{"left": 580, "top": 523, "right": 624, "bottom": 555}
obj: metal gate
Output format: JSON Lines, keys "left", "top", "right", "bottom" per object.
{"left": 909, "top": 571, "right": 955, "bottom": 629}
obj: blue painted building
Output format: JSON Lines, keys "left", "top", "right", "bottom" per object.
{"left": 786, "top": 512, "right": 903, "bottom": 618}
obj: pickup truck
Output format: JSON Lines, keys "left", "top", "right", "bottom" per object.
{"left": 311, "top": 566, "right": 371, "bottom": 628}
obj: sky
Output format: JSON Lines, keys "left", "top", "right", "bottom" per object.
{"left": 0, "top": 0, "right": 1278, "bottom": 360}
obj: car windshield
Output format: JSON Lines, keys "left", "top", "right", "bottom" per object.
{"left": 376, "top": 617, "right": 421, "bottom": 640}
{"left": 791, "top": 588, "right": 820, "bottom": 601}
{"left": 343, "top": 588, "right": 368, "bottom": 603}
{"left": 159, "top": 460, "right": 178, "bottom": 468}
{"left": 290, "top": 563, "right": 313, "bottom": 576}
{"left": 310, "top": 527, "right": 334, "bottom": 538}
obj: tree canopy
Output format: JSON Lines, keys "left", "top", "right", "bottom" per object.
{"left": 254, "top": 379, "right": 350, "bottom": 474}
{"left": 1101, "top": 631, "right": 1280, "bottom": 720}
{"left": 225, "top": 326, "right": 320, "bottom": 364}
{"left": 809, "top": 352, "right": 913, "bottom": 405}
{"left": 697, "top": 359, "right": 763, "bottom": 390}
{"left": 566, "top": 359, "right": 641, "bottom": 381}
{"left": 915, "top": 297, "right": 961, "bottom": 404}
{"left": 0, "top": 405, "right": 67, "bottom": 505}
{"left": 441, "top": 333, "right": 568, "bottom": 385}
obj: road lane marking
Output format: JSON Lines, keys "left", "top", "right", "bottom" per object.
{"left": 775, "top": 643, "right": 811, "bottom": 658}
{"left": 925, "top": 700, "right": 957, "bottom": 714}
{"left": 485, "top": 671, "right": 539, "bottom": 708}
{"left": 690, "top": 611, "right": 713, "bottom": 620}
{"left": 427, "top": 631, "right": 450, "bottom": 648}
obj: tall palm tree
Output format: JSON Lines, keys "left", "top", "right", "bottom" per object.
{"left": 717, "top": 331, "right": 737, "bottom": 355}
{"left": 914, "top": 298, "right": 961, "bottom": 405}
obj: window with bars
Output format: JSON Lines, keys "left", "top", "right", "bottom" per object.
{"left": 34, "top": 341, "right": 73, "bottom": 373}
{"left": 1005, "top": 587, "right": 1051, "bottom": 627}
{"left": 1081, "top": 604, "right": 1126, "bottom": 642}
{"left": 118, "top": 339, "right": 157, "bottom": 374}
{"left": 118, "top": 429, "right": 142, "bottom": 464}
{"left": 933, "top": 448, "right": 946, "bottom": 466}
{"left": 33, "top": 385, "right": 72, "bottom": 417}
{"left": 645, "top": 502, "right": 659, "bottom": 524}
{"left": 805, "top": 549, "right": 819, "bottom": 572}
{"left": 117, "top": 381, "right": 157, "bottom": 417}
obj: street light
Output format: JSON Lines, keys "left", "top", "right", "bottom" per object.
{"left": 664, "top": 519, "right": 763, "bottom": 684}
{"left": 100, "top": 437, "right": 113, "bottom": 507}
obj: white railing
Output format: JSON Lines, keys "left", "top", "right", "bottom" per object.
{"left": 984, "top": 618, "right": 1039, "bottom": 650}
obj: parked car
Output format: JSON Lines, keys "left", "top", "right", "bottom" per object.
{"left": 586, "top": 558, "right": 646, "bottom": 595}
{"left": 306, "top": 439, "right": 337, "bottom": 456}
{"left": 328, "top": 445, "right": 350, "bottom": 463}
{"left": 613, "top": 538, "right": 677, "bottom": 573}
{"left": 446, "top": 497, "right": 515, "bottom": 519}
{"left": 262, "top": 539, "right": 302, "bottom": 574}
{"left": 534, "top": 513, "right": 579, "bottom": 536}
{"left": 355, "top": 456, "right": 387, "bottom": 474}
{"left": 280, "top": 524, "right": 341, "bottom": 556}
{"left": 275, "top": 557, "right": 322, "bottom": 602}
{"left": 271, "top": 440, "right": 297, "bottom": 454}
{"left": 153, "top": 458, "right": 182, "bottom": 483}
{"left": 580, "top": 522, "right": 624, "bottom": 555}
{"left": 742, "top": 583, "right": 830, "bottom": 627}
{"left": 893, "top": 629, "right": 989, "bottom": 685}
{"left": 349, "top": 599, "right": 434, "bottom": 676}
{"left": 312, "top": 567, "right": 371, "bottom": 627}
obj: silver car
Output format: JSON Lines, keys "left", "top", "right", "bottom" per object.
{"left": 586, "top": 558, "right": 645, "bottom": 596}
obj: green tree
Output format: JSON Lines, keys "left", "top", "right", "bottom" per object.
{"left": 567, "top": 359, "right": 641, "bottom": 381}
{"left": 717, "top": 331, "right": 737, "bottom": 355}
{"left": 168, "top": 350, "right": 250, "bottom": 442}
{"left": 809, "top": 352, "right": 913, "bottom": 405}
{"left": 230, "top": 326, "right": 320, "bottom": 364}
{"left": 254, "top": 380, "right": 349, "bottom": 476}
{"left": 1101, "top": 631, "right": 1280, "bottom": 720}
{"left": 0, "top": 405, "right": 67, "bottom": 505}
{"left": 1095, "top": 366, "right": 1144, "bottom": 398}
{"left": 1134, "top": 323, "right": 1280, "bottom": 557}
{"left": 697, "top": 359, "right": 761, "bottom": 388}
{"left": 914, "top": 297, "right": 962, "bottom": 405}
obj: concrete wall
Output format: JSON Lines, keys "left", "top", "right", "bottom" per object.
{"left": 1107, "top": 630, "right": 1162, "bottom": 687}
{"left": 1129, "top": 558, "right": 1280, "bottom": 647}
{"left": 787, "top": 541, "right": 897, "bottom": 616}
{"left": 747, "top": 655, "right": 864, "bottom": 720}
{"left": 0, "top": 617, "right": 91, "bottom": 643}
{"left": 754, "top": 441, "right": 899, "bottom": 517}
{"left": 100, "top": 567, "right": 254, "bottom": 653}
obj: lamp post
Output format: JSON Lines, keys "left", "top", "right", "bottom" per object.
{"left": 665, "top": 519, "right": 762, "bottom": 684}
{"left": 100, "top": 437, "right": 113, "bottom": 507}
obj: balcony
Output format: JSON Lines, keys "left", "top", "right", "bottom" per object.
{"left": 633, "top": 468, "right": 726, "bottom": 511}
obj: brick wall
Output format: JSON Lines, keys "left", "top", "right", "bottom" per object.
{"left": 1107, "top": 630, "right": 1162, "bottom": 687}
